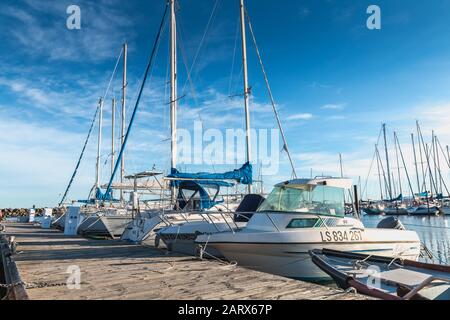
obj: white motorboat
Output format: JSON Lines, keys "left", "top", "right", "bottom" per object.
{"left": 196, "top": 178, "right": 421, "bottom": 282}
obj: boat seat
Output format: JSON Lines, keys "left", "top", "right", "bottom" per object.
{"left": 374, "top": 268, "right": 437, "bottom": 287}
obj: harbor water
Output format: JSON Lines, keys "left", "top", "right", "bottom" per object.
{"left": 362, "top": 215, "right": 450, "bottom": 265}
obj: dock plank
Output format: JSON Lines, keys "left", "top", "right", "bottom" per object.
{"left": 2, "top": 223, "right": 370, "bottom": 300}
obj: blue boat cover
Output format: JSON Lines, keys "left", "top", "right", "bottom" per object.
{"left": 168, "top": 162, "right": 253, "bottom": 186}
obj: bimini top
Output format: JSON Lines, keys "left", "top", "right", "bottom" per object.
{"left": 275, "top": 178, "right": 353, "bottom": 190}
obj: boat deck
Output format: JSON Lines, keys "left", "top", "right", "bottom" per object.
{"left": 1, "top": 222, "right": 371, "bottom": 300}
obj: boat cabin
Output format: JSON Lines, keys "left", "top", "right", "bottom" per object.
{"left": 257, "top": 178, "right": 353, "bottom": 218}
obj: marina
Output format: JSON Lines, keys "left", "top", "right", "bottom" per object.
{"left": 1, "top": 0, "right": 450, "bottom": 303}
{"left": 0, "top": 222, "right": 369, "bottom": 300}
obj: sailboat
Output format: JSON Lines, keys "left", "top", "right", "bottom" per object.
{"left": 156, "top": 0, "right": 299, "bottom": 256}
{"left": 196, "top": 178, "right": 421, "bottom": 282}
{"left": 120, "top": 0, "right": 256, "bottom": 246}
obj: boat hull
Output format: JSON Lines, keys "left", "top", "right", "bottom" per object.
{"left": 409, "top": 206, "right": 440, "bottom": 216}
{"left": 159, "top": 220, "right": 246, "bottom": 258}
{"left": 197, "top": 228, "right": 421, "bottom": 281}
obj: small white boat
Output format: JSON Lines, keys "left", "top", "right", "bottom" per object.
{"left": 196, "top": 178, "right": 421, "bottom": 282}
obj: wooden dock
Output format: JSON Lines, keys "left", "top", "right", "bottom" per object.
{"left": 1, "top": 222, "right": 370, "bottom": 300}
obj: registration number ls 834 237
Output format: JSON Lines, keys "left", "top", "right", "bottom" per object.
{"left": 320, "top": 230, "right": 364, "bottom": 242}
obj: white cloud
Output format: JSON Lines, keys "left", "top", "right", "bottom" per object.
{"left": 0, "top": 0, "right": 134, "bottom": 62}
{"left": 321, "top": 103, "right": 346, "bottom": 110}
{"left": 286, "top": 113, "right": 313, "bottom": 121}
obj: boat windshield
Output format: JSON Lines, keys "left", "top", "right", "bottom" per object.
{"left": 257, "top": 185, "right": 345, "bottom": 217}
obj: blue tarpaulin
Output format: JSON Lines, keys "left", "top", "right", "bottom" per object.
{"left": 168, "top": 162, "right": 253, "bottom": 186}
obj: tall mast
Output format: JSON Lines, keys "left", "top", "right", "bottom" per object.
{"left": 394, "top": 132, "right": 402, "bottom": 196}
{"left": 170, "top": 0, "right": 178, "bottom": 173}
{"left": 432, "top": 131, "right": 438, "bottom": 194}
{"left": 111, "top": 98, "right": 116, "bottom": 201}
{"left": 382, "top": 124, "right": 393, "bottom": 199}
{"left": 120, "top": 43, "right": 127, "bottom": 202}
{"left": 425, "top": 144, "right": 434, "bottom": 198}
{"left": 95, "top": 98, "right": 104, "bottom": 192}
{"left": 375, "top": 145, "right": 384, "bottom": 200}
{"left": 240, "top": 0, "right": 252, "bottom": 193}
{"left": 416, "top": 121, "right": 426, "bottom": 193}
{"left": 411, "top": 133, "right": 420, "bottom": 195}
{"left": 447, "top": 145, "right": 450, "bottom": 167}
{"left": 435, "top": 135, "right": 443, "bottom": 195}
{"left": 111, "top": 98, "right": 116, "bottom": 177}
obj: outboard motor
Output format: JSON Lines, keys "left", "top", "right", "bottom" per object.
{"left": 377, "top": 217, "right": 405, "bottom": 230}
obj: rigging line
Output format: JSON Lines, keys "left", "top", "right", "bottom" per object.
{"left": 428, "top": 138, "right": 450, "bottom": 197}
{"left": 361, "top": 149, "right": 376, "bottom": 198}
{"left": 418, "top": 125, "right": 438, "bottom": 195}
{"left": 58, "top": 105, "right": 100, "bottom": 206}
{"left": 180, "top": 0, "right": 221, "bottom": 95}
{"left": 396, "top": 133, "right": 415, "bottom": 197}
{"left": 177, "top": 21, "right": 201, "bottom": 113}
{"left": 362, "top": 127, "right": 383, "bottom": 198}
{"left": 59, "top": 48, "right": 124, "bottom": 206}
{"left": 375, "top": 144, "right": 390, "bottom": 200}
{"left": 103, "top": 48, "right": 124, "bottom": 101}
{"left": 245, "top": 8, "right": 297, "bottom": 178}
{"left": 103, "top": 3, "right": 169, "bottom": 200}
{"left": 228, "top": 15, "right": 241, "bottom": 97}
{"left": 436, "top": 136, "right": 450, "bottom": 168}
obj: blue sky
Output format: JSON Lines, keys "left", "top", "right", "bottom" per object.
{"left": 1, "top": 0, "right": 450, "bottom": 207}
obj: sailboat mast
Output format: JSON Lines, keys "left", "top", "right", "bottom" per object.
{"left": 447, "top": 145, "right": 450, "bottom": 167}
{"left": 240, "top": 0, "right": 252, "bottom": 194}
{"left": 411, "top": 133, "right": 420, "bottom": 195}
{"left": 394, "top": 132, "right": 402, "bottom": 196}
{"left": 110, "top": 98, "right": 116, "bottom": 200}
{"left": 432, "top": 131, "right": 438, "bottom": 194}
{"left": 375, "top": 145, "right": 384, "bottom": 200}
{"left": 95, "top": 98, "right": 104, "bottom": 191}
{"left": 416, "top": 121, "right": 426, "bottom": 193}
{"left": 111, "top": 98, "right": 116, "bottom": 177}
{"left": 382, "top": 124, "right": 393, "bottom": 199}
{"left": 121, "top": 43, "right": 127, "bottom": 202}
{"left": 170, "top": 0, "right": 178, "bottom": 173}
